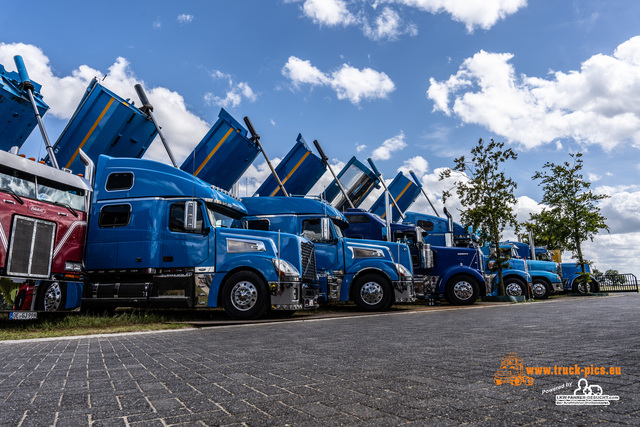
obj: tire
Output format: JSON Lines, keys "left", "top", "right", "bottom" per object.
{"left": 222, "top": 271, "right": 269, "bottom": 320}
{"left": 504, "top": 277, "right": 527, "bottom": 297}
{"left": 352, "top": 273, "right": 393, "bottom": 311}
{"left": 531, "top": 279, "right": 551, "bottom": 299}
{"left": 38, "top": 281, "right": 65, "bottom": 312}
{"left": 445, "top": 275, "right": 479, "bottom": 305}
{"left": 572, "top": 279, "right": 598, "bottom": 294}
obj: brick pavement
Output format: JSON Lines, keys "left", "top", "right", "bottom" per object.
{"left": 1, "top": 294, "right": 638, "bottom": 426}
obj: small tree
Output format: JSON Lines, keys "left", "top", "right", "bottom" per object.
{"left": 440, "top": 138, "right": 519, "bottom": 295}
{"left": 531, "top": 152, "right": 609, "bottom": 289}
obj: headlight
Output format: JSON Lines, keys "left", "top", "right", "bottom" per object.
{"left": 272, "top": 258, "right": 300, "bottom": 278}
{"left": 351, "top": 246, "right": 385, "bottom": 258}
{"left": 65, "top": 261, "right": 82, "bottom": 272}
{"left": 227, "top": 239, "right": 266, "bottom": 253}
{"left": 395, "top": 263, "right": 412, "bottom": 279}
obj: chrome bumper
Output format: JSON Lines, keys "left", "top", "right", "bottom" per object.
{"left": 269, "top": 281, "right": 319, "bottom": 310}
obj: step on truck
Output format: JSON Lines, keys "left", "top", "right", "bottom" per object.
{"left": 82, "top": 155, "right": 320, "bottom": 319}
{"left": 240, "top": 197, "right": 414, "bottom": 311}
{"left": 343, "top": 208, "right": 490, "bottom": 305}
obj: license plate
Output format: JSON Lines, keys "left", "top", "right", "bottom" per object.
{"left": 9, "top": 311, "right": 38, "bottom": 320}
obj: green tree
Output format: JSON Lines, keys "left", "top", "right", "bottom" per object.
{"left": 440, "top": 138, "right": 518, "bottom": 296}
{"left": 531, "top": 152, "right": 609, "bottom": 289}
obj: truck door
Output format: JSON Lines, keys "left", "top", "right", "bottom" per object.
{"left": 162, "top": 201, "right": 209, "bottom": 267}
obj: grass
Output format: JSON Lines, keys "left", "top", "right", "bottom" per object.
{"left": 0, "top": 296, "right": 546, "bottom": 342}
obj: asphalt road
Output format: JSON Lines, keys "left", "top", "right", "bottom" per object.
{"left": 1, "top": 293, "right": 638, "bottom": 426}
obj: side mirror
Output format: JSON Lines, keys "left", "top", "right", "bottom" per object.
{"left": 184, "top": 201, "right": 197, "bottom": 231}
{"left": 320, "top": 217, "right": 332, "bottom": 241}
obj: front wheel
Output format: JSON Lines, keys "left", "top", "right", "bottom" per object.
{"left": 39, "top": 281, "right": 65, "bottom": 312}
{"left": 531, "top": 279, "right": 551, "bottom": 299}
{"left": 352, "top": 274, "right": 393, "bottom": 311}
{"left": 222, "top": 271, "right": 269, "bottom": 320}
{"left": 572, "top": 279, "right": 598, "bottom": 294}
{"left": 445, "top": 275, "right": 479, "bottom": 305}
{"left": 504, "top": 277, "right": 527, "bottom": 297}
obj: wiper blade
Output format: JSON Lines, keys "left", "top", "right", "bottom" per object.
{"left": 1, "top": 187, "right": 24, "bottom": 205}
{"left": 52, "top": 201, "right": 78, "bottom": 217}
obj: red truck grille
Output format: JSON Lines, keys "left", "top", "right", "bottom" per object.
{"left": 6, "top": 215, "right": 56, "bottom": 278}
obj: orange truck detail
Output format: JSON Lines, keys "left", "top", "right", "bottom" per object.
{"left": 494, "top": 353, "right": 534, "bottom": 386}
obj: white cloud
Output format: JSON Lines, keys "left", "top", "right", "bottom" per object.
{"left": 204, "top": 70, "right": 257, "bottom": 109}
{"left": 389, "top": 0, "right": 527, "bottom": 32}
{"left": 371, "top": 132, "right": 407, "bottom": 160}
{"left": 302, "top": 0, "right": 356, "bottom": 26}
{"left": 282, "top": 56, "right": 395, "bottom": 105}
{"left": 177, "top": 14, "right": 194, "bottom": 24}
{"left": 427, "top": 37, "right": 640, "bottom": 151}
{"left": 356, "top": 144, "right": 367, "bottom": 152}
{"left": 397, "top": 155, "right": 429, "bottom": 176}
{"left": 0, "top": 42, "right": 209, "bottom": 164}
{"left": 153, "top": 19, "right": 162, "bottom": 29}
{"left": 292, "top": 0, "right": 525, "bottom": 39}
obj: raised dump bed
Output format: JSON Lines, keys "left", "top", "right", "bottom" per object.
{"left": 180, "top": 108, "right": 261, "bottom": 191}
{"left": 0, "top": 61, "right": 49, "bottom": 151}
{"left": 254, "top": 134, "right": 326, "bottom": 197}
{"left": 368, "top": 172, "right": 421, "bottom": 222}
{"left": 47, "top": 78, "right": 157, "bottom": 173}
{"left": 321, "top": 156, "right": 380, "bottom": 211}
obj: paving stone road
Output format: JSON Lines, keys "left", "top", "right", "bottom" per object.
{"left": 1, "top": 293, "right": 639, "bottom": 426}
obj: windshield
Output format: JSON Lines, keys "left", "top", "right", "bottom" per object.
{"left": 205, "top": 202, "right": 237, "bottom": 228}
{"left": 0, "top": 165, "right": 86, "bottom": 211}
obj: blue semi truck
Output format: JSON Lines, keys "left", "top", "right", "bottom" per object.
{"left": 343, "top": 208, "right": 490, "bottom": 305}
{"left": 504, "top": 241, "right": 563, "bottom": 298}
{"left": 81, "top": 155, "right": 320, "bottom": 319}
{"left": 240, "top": 197, "right": 414, "bottom": 310}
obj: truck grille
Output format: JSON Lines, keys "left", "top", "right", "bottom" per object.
{"left": 7, "top": 215, "right": 56, "bottom": 278}
{"left": 300, "top": 240, "right": 317, "bottom": 282}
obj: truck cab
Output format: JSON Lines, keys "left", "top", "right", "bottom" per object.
{"left": 0, "top": 149, "right": 91, "bottom": 315}
{"left": 504, "top": 241, "right": 563, "bottom": 299}
{"left": 343, "top": 208, "right": 489, "bottom": 305}
{"left": 240, "top": 197, "right": 414, "bottom": 311}
{"left": 83, "top": 155, "right": 319, "bottom": 319}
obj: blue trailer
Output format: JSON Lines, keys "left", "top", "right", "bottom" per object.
{"left": 254, "top": 134, "right": 326, "bottom": 197}
{"left": 241, "top": 197, "right": 414, "bottom": 311}
{"left": 321, "top": 157, "right": 380, "bottom": 211}
{"left": 368, "top": 172, "right": 422, "bottom": 223}
{"left": 180, "top": 108, "right": 261, "bottom": 191}
{"left": 82, "top": 155, "right": 319, "bottom": 319}
{"left": 46, "top": 79, "right": 158, "bottom": 173}
{"left": 0, "top": 59, "right": 49, "bottom": 151}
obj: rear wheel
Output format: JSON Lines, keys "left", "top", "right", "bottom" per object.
{"left": 573, "top": 279, "right": 598, "bottom": 294}
{"left": 504, "top": 277, "right": 527, "bottom": 297}
{"left": 445, "top": 275, "right": 479, "bottom": 305}
{"left": 353, "top": 274, "right": 393, "bottom": 311}
{"left": 531, "top": 279, "right": 551, "bottom": 299}
{"left": 222, "top": 271, "right": 269, "bottom": 320}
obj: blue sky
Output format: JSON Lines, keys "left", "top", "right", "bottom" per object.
{"left": 2, "top": 0, "right": 639, "bottom": 276}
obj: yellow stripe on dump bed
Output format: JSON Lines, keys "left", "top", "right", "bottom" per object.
{"left": 65, "top": 97, "right": 115, "bottom": 169}
{"left": 194, "top": 127, "right": 234, "bottom": 176}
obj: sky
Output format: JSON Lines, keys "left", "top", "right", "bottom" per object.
{"left": 1, "top": 0, "right": 639, "bottom": 277}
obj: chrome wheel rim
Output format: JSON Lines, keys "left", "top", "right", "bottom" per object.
{"left": 453, "top": 281, "right": 473, "bottom": 300}
{"left": 231, "top": 281, "right": 258, "bottom": 311}
{"left": 43, "top": 282, "right": 62, "bottom": 311}
{"left": 505, "top": 282, "right": 523, "bottom": 296}
{"left": 532, "top": 283, "right": 546, "bottom": 298}
{"left": 360, "top": 282, "right": 384, "bottom": 305}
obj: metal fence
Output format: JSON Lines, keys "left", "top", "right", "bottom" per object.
{"left": 594, "top": 274, "right": 639, "bottom": 293}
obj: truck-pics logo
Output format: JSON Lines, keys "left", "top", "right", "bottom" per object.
{"left": 494, "top": 353, "right": 534, "bottom": 386}
{"left": 555, "top": 378, "right": 620, "bottom": 405}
